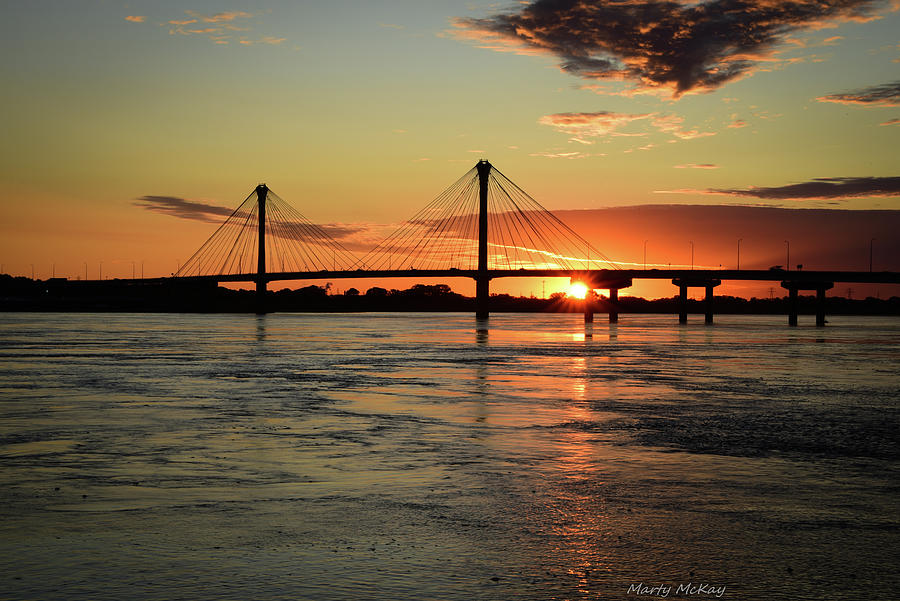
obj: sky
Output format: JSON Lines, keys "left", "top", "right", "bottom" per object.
{"left": 1, "top": 0, "right": 898, "bottom": 299}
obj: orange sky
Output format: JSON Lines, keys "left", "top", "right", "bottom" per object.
{"left": 210, "top": 201, "right": 900, "bottom": 300}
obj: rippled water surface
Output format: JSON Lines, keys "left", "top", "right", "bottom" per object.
{"left": 1, "top": 312, "right": 898, "bottom": 600}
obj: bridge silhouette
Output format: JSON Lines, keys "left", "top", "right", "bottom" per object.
{"left": 166, "top": 160, "right": 897, "bottom": 325}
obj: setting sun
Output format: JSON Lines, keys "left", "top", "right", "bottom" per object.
{"left": 568, "top": 282, "right": 589, "bottom": 299}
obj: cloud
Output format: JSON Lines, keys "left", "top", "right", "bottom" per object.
{"left": 651, "top": 115, "right": 716, "bottom": 139}
{"left": 452, "top": 0, "right": 892, "bottom": 97}
{"left": 675, "top": 164, "right": 719, "bottom": 169}
{"left": 539, "top": 111, "right": 714, "bottom": 141}
{"left": 728, "top": 119, "right": 748, "bottom": 128}
{"left": 816, "top": 80, "right": 900, "bottom": 107}
{"left": 673, "top": 129, "right": 717, "bottom": 140}
{"left": 187, "top": 10, "right": 252, "bottom": 24}
{"left": 134, "top": 196, "right": 236, "bottom": 222}
{"left": 301, "top": 223, "right": 367, "bottom": 242}
{"left": 528, "top": 150, "right": 597, "bottom": 159}
{"left": 317, "top": 222, "right": 410, "bottom": 252}
{"left": 165, "top": 10, "right": 283, "bottom": 46}
{"left": 554, "top": 205, "right": 900, "bottom": 273}
{"left": 881, "top": 117, "right": 900, "bottom": 126}
{"left": 704, "top": 176, "right": 900, "bottom": 200}
{"left": 134, "top": 194, "right": 386, "bottom": 250}
{"left": 239, "top": 36, "right": 286, "bottom": 46}
{"left": 538, "top": 111, "right": 652, "bottom": 137}
{"left": 125, "top": 16, "right": 146, "bottom": 23}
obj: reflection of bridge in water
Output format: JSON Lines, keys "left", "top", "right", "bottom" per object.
{"left": 166, "top": 160, "right": 897, "bottom": 325}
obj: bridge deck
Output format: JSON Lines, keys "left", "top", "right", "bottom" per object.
{"left": 74, "top": 268, "right": 900, "bottom": 286}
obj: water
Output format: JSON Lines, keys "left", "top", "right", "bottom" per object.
{"left": 0, "top": 312, "right": 897, "bottom": 600}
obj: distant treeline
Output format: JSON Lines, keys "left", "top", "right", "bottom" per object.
{"left": 1, "top": 274, "right": 898, "bottom": 315}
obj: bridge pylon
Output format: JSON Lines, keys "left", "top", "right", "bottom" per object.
{"left": 255, "top": 184, "right": 268, "bottom": 313}
{"left": 476, "top": 160, "right": 491, "bottom": 319}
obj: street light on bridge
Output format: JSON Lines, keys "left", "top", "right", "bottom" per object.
{"left": 784, "top": 240, "right": 790, "bottom": 271}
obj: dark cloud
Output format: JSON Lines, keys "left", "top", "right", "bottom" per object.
{"left": 453, "top": 0, "right": 889, "bottom": 97}
{"left": 556, "top": 205, "right": 900, "bottom": 272}
{"left": 261, "top": 222, "right": 373, "bottom": 257}
{"left": 134, "top": 195, "right": 236, "bottom": 222}
{"left": 135, "top": 194, "right": 380, "bottom": 251}
{"left": 816, "top": 80, "right": 900, "bottom": 107}
{"left": 316, "top": 224, "right": 367, "bottom": 240}
{"left": 711, "top": 176, "right": 900, "bottom": 200}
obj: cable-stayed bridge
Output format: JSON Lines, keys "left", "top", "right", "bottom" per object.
{"left": 175, "top": 160, "right": 618, "bottom": 318}
{"left": 159, "top": 160, "right": 898, "bottom": 324}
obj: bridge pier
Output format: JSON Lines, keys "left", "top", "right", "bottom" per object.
{"left": 781, "top": 281, "right": 834, "bottom": 326}
{"left": 573, "top": 274, "right": 631, "bottom": 323}
{"left": 475, "top": 276, "right": 491, "bottom": 320}
{"left": 704, "top": 284, "right": 715, "bottom": 324}
{"left": 672, "top": 278, "right": 721, "bottom": 324}
{"left": 678, "top": 283, "right": 688, "bottom": 324}
{"left": 608, "top": 287, "right": 619, "bottom": 323}
{"left": 788, "top": 287, "right": 798, "bottom": 326}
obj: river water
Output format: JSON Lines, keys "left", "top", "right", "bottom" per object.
{"left": 0, "top": 312, "right": 897, "bottom": 600}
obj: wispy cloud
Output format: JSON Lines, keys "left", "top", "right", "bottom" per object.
{"left": 880, "top": 117, "right": 900, "bottom": 126}
{"left": 134, "top": 196, "right": 235, "bottom": 222}
{"left": 538, "top": 111, "right": 652, "bottom": 137}
{"left": 651, "top": 114, "right": 716, "bottom": 140}
{"left": 452, "top": 0, "right": 893, "bottom": 98}
{"left": 240, "top": 36, "right": 286, "bottom": 47}
{"left": 163, "top": 9, "right": 284, "bottom": 46}
{"left": 816, "top": 80, "right": 900, "bottom": 107}
{"left": 134, "top": 194, "right": 388, "bottom": 251}
{"left": 675, "top": 164, "right": 719, "bottom": 169}
{"left": 125, "top": 16, "right": 146, "bottom": 23}
{"left": 528, "top": 150, "right": 600, "bottom": 159}
{"left": 661, "top": 176, "right": 900, "bottom": 200}
{"left": 539, "top": 111, "right": 715, "bottom": 141}
{"left": 187, "top": 10, "right": 252, "bottom": 24}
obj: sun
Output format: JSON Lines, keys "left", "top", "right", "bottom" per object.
{"left": 568, "top": 282, "right": 589, "bottom": 299}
